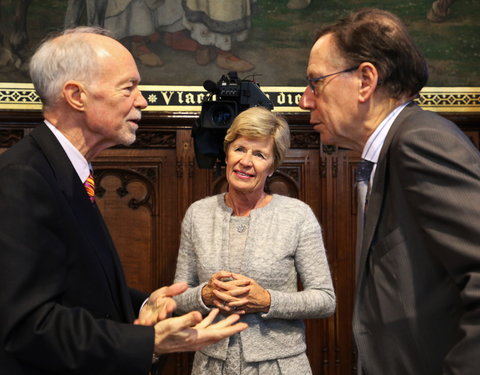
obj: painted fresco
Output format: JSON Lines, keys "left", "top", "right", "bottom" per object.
{"left": 0, "top": 0, "right": 478, "bottom": 88}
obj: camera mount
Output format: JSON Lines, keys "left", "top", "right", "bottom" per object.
{"left": 192, "top": 72, "right": 273, "bottom": 169}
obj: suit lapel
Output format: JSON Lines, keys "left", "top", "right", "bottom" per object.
{"left": 356, "top": 103, "right": 422, "bottom": 286}
{"left": 30, "top": 123, "right": 134, "bottom": 322}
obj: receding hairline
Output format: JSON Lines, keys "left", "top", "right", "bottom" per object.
{"left": 57, "top": 32, "right": 135, "bottom": 83}
{"left": 53, "top": 31, "right": 128, "bottom": 58}
{"left": 310, "top": 33, "right": 348, "bottom": 69}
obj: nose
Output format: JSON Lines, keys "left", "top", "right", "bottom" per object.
{"left": 299, "top": 86, "right": 314, "bottom": 111}
{"left": 240, "top": 152, "right": 253, "bottom": 166}
{"left": 135, "top": 88, "right": 148, "bottom": 110}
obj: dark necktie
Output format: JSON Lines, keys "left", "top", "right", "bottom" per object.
{"left": 355, "top": 159, "right": 374, "bottom": 276}
{"left": 84, "top": 172, "right": 95, "bottom": 204}
{"left": 356, "top": 159, "right": 374, "bottom": 212}
{"left": 356, "top": 159, "right": 374, "bottom": 184}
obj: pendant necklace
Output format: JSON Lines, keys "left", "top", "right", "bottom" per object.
{"left": 236, "top": 223, "right": 247, "bottom": 233}
{"left": 230, "top": 215, "right": 250, "bottom": 233}
{"left": 225, "top": 193, "right": 262, "bottom": 233}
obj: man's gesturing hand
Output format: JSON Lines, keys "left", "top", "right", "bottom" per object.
{"left": 135, "top": 282, "right": 189, "bottom": 326}
{"left": 153, "top": 308, "right": 248, "bottom": 354}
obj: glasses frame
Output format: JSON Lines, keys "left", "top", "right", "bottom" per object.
{"left": 307, "top": 65, "right": 359, "bottom": 94}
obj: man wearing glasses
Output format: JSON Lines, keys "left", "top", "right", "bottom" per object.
{"left": 300, "top": 8, "right": 480, "bottom": 375}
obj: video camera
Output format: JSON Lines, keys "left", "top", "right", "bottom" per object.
{"left": 192, "top": 71, "right": 274, "bottom": 169}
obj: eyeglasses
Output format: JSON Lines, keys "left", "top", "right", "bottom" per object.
{"left": 306, "top": 65, "right": 359, "bottom": 95}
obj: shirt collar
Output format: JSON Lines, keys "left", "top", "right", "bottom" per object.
{"left": 362, "top": 101, "right": 410, "bottom": 164}
{"left": 44, "top": 120, "right": 91, "bottom": 183}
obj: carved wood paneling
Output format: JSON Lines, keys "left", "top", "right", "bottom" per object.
{"left": 0, "top": 129, "right": 24, "bottom": 147}
{"left": 129, "top": 129, "right": 176, "bottom": 149}
{"left": 331, "top": 151, "right": 362, "bottom": 375}
{"left": 94, "top": 166, "right": 158, "bottom": 293}
{"left": 207, "top": 168, "right": 301, "bottom": 198}
{"left": 266, "top": 170, "right": 300, "bottom": 198}
{"left": 290, "top": 129, "right": 321, "bottom": 149}
{"left": 0, "top": 110, "right": 478, "bottom": 375}
{"left": 93, "top": 147, "right": 180, "bottom": 295}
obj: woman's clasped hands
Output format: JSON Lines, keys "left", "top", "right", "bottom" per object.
{"left": 202, "top": 271, "right": 271, "bottom": 315}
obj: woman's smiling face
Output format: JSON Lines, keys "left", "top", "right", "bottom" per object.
{"left": 225, "top": 136, "right": 275, "bottom": 195}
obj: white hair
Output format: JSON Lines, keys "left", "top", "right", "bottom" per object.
{"left": 29, "top": 26, "right": 113, "bottom": 109}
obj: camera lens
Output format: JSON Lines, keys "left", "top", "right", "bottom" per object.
{"left": 209, "top": 103, "right": 235, "bottom": 128}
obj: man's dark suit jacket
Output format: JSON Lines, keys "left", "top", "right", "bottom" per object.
{"left": 353, "top": 103, "right": 480, "bottom": 375}
{"left": 0, "top": 123, "right": 154, "bottom": 374}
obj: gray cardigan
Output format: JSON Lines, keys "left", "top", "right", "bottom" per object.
{"left": 173, "top": 193, "right": 335, "bottom": 362}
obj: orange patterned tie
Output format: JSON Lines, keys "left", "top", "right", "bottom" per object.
{"left": 84, "top": 172, "right": 95, "bottom": 204}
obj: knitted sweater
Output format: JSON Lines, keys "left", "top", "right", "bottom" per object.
{"left": 173, "top": 193, "right": 336, "bottom": 362}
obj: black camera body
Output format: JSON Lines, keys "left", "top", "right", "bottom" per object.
{"left": 193, "top": 72, "right": 273, "bottom": 169}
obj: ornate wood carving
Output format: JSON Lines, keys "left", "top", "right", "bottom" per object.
{"left": 266, "top": 170, "right": 300, "bottom": 198}
{"left": 290, "top": 130, "right": 320, "bottom": 149}
{"left": 322, "top": 144, "right": 337, "bottom": 155}
{"left": 113, "top": 130, "right": 176, "bottom": 149}
{"left": 0, "top": 129, "right": 24, "bottom": 147}
{"left": 94, "top": 168, "right": 156, "bottom": 212}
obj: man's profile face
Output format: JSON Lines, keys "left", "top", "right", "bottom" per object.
{"left": 299, "top": 34, "right": 360, "bottom": 150}
{"left": 84, "top": 38, "right": 148, "bottom": 148}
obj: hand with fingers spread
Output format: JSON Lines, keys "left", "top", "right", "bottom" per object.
{"left": 135, "top": 282, "right": 189, "bottom": 326}
{"left": 153, "top": 308, "right": 248, "bottom": 354}
{"left": 212, "top": 272, "right": 271, "bottom": 314}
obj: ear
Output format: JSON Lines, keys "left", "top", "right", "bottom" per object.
{"left": 63, "top": 80, "right": 87, "bottom": 111}
{"left": 357, "top": 62, "right": 379, "bottom": 103}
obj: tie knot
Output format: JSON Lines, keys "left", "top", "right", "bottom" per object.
{"left": 356, "top": 159, "right": 374, "bottom": 183}
{"left": 84, "top": 173, "right": 95, "bottom": 203}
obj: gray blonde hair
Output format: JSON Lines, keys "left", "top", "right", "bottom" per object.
{"left": 29, "top": 26, "right": 112, "bottom": 109}
{"left": 224, "top": 106, "right": 290, "bottom": 171}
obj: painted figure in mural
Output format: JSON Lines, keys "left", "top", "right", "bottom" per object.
{"left": 65, "top": 0, "right": 254, "bottom": 71}
{"left": 62, "top": 0, "right": 313, "bottom": 73}
{"left": 64, "top": 0, "right": 108, "bottom": 27}
{"left": 0, "top": 0, "right": 31, "bottom": 70}
{"left": 287, "top": 0, "right": 311, "bottom": 10}
{"left": 65, "top": 0, "right": 196, "bottom": 67}
{"left": 103, "top": 0, "right": 201, "bottom": 67}
{"left": 427, "top": 0, "right": 457, "bottom": 22}
{"left": 181, "top": 0, "right": 256, "bottom": 72}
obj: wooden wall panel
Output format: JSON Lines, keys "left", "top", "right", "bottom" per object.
{"left": 94, "top": 147, "right": 180, "bottom": 293}
{"left": 329, "top": 150, "right": 362, "bottom": 375}
{"left": 96, "top": 169, "right": 156, "bottom": 292}
{"left": 0, "top": 111, "right": 478, "bottom": 375}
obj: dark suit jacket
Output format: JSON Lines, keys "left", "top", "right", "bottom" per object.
{"left": 0, "top": 123, "right": 154, "bottom": 374}
{"left": 353, "top": 103, "right": 480, "bottom": 375}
